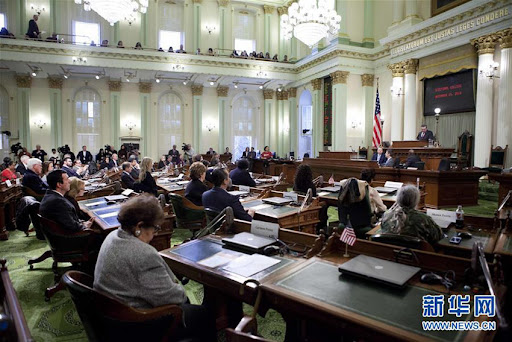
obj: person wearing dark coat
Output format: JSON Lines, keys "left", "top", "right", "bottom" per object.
{"left": 184, "top": 162, "right": 208, "bottom": 206}
{"left": 229, "top": 159, "right": 256, "bottom": 187}
{"left": 16, "top": 155, "right": 29, "bottom": 175}
{"left": 26, "top": 15, "right": 40, "bottom": 39}
{"left": 404, "top": 149, "right": 422, "bottom": 168}
{"left": 32, "top": 145, "right": 47, "bottom": 162}
{"left": 121, "top": 162, "right": 136, "bottom": 190}
{"left": 77, "top": 146, "right": 93, "bottom": 164}
{"left": 417, "top": 125, "right": 435, "bottom": 141}
{"left": 371, "top": 147, "right": 387, "bottom": 165}
{"left": 134, "top": 157, "right": 157, "bottom": 196}
{"left": 202, "top": 168, "right": 253, "bottom": 221}
{"left": 61, "top": 157, "right": 80, "bottom": 178}
{"left": 22, "top": 158, "right": 49, "bottom": 195}
{"left": 168, "top": 145, "right": 181, "bottom": 164}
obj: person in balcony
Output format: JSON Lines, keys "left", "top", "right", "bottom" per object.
{"left": 26, "top": 15, "right": 40, "bottom": 39}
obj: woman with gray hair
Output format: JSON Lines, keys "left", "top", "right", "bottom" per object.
{"left": 381, "top": 185, "right": 443, "bottom": 246}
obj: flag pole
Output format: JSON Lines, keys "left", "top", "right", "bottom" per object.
{"left": 343, "top": 243, "right": 349, "bottom": 258}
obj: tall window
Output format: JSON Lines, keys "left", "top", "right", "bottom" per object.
{"left": 0, "top": 86, "right": 9, "bottom": 160}
{"left": 299, "top": 90, "right": 313, "bottom": 158}
{"left": 75, "top": 88, "right": 101, "bottom": 154}
{"left": 0, "top": 13, "right": 6, "bottom": 30}
{"left": 73, "top": 21, "right": 100, "bottom": 45}
{"left": 159, "top": 2, "right": 184, "bottom": 50}
{"left": 158, "top": 92, "right": 183, "bottom": 157}
{"left": 233, "top": 11, "right": 255, "bottom": 53}
{"left": 232, "top": 96, "right": 257, "bottom": 160}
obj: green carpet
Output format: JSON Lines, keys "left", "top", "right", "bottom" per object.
{"left": 1, "top": 229, "right": 285, "bottom": 342}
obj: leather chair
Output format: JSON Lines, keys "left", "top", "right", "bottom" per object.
{"left": 28, "top": 215, "right": 98, "bottom": 301}
{"left": 168, "top": 193, "right": 205, "bottom": 234}
{"left": 204, "top": 208, "right": 222, "bottom": 231}
{"left": 62, "top": 271, "right": 187, "bottom": 342}
{"left": 21, "top": 186, "right": 44, "bottom": 202}
{"left": 370, "top": 233, "right": 435, "bottom": 252}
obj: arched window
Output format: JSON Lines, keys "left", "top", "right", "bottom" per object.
{"left": 158, "top": 92, "right": 183, "bottom": 157}
{"left": 0, "top": 86, "right": 9, "bottom": 160}
{"left": 232, "top": 96, "right": 257, "bottom": 160}
{"left": 74, "top": 88, "right": 101, "bottom": 154}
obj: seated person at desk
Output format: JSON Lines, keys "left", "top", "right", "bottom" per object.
{"left": 403, "top": 149, "right": 421, "bottom": 168}
{"left": 157, "top": 155, "right": 168, "bottom": 169}
{"left": 293, "top": 164, "right": 317, "bottom": 197}
{"left": 260, "top": 146, "right": 273, "bottom": 159}
{"left": 1, "top": 159, "right": 17, "bottom": 182}
{"left": 94, "top": 195, "right": 215, "bottom": 341}
{"left": 121, "top": 162, "right": 136, "bottom": 190}
{"left": 16, "top": 155, "right": 29, "bottom": 175}
{"left": 40, "top": 170, "right": 94, "bottom": 232}
{"left": 338, "top": 178, "right": 374, "bottom": 238}
{"left": 371, "top": 147, "right": 387, "bottom": 165}
{"left": 381, "top": 185, "right": 443, "bottom": 246}
{"left": 22, "top": 158, "right": 49, "bottom": 195}
{"left": 359, "top": 168, "right": 387, "bottom": 215}
{"left": 99, "top": 156, "right": 111, "bottom": 170}
{"left": 65, "top": 177, "right": 89, "bottom": 220}
{"left": 184, "top": 162, "right": 208, "bottom": 206}
{"left": 62, "top": 157, "right": 81, "bottom": 178}
{"left": 202, "top": 168, "right": 254, "bottom": 221}
{"left": 383, "top": 149, "right": 395, "bottom": 167}
{"left": 135, "top": 157, "right": 157, "bottom": 196}
{"left": 230, "top": 159, "right": 256, "bottom": 187}
{"left": 417, "top": 124, "right": 434, "bottom": 141}
{"left": 129, "top": 156, "right": 140, "bottom": 179}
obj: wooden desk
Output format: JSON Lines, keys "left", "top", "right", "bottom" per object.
{"left": 251, "top": 159, "right": 297, "bottom": 176}
{"left": 391, "top": 140, "right": 429, "bottom": 148}
{"left": 318, "top": 151, "right": 355, "bottom": 159}
{"left": 317, "top": 188, "right": 426, "bottom": 210}
{"left": 78, "top": 196, "right": 175, "bottom": 251}
{"left": 488, "top": 173, "right": 512, "bottom": 204}
{"left": 0, "top": 183, "right": 23, "bottom": 241}
{"left": 373, "top": 147, "right": 454, "bottom": 170}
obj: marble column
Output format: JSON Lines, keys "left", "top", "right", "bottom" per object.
{"left": 139, "top": 82, "right": 152, "bottom": 157}
{"left": 263, "top": 6, "right": 274, "bottom": 54}
{"left": 218, "top": 0, "right": 230, "bottom": 51}
{"left": 403, "top": 59, "right": 418, "bottom": 140}
{"left": 192, "top": 85, "right": 203, "bottom": 153}
{"left": 277, "top": 90, "right": 289, "bottom": 157}
{"left": 192, "top": 0, "right": 202, "bottom": 51}
{"left": 49, "top": 0, "right": 58, "bottom": 34}
{"left": 361, "top": 74, "right": 375, "bottom": 151}
{"left": 288, "top": 88, "right": 298, "bottom": 157}
{"left": 392, "top": 0, "right": 404, "bottom": 25}
{"left": 277, "top": 7, "right": 288, "bottom": 59}
{"left": 331, "top": 71, "right": 349, "bottom": 151}
{"left": 139, "top": 12, "right": 148, "bottom": 46}
{"left": 263, "top": 89, "right": 274, "bottom": 147}
{"left": 389, "top": 62, "right": 405, "bottom": 142}
{"left": 336, "top": 0, "right": 349, "bottom": 44}
{"left": 217, "top": 86, "right": 229, "bottom": 153}
{"left": 48, "top": 77, "right": 63, "bottom": 149}
{"left": 15, "top": 75, "right": 32, "bottom": 149}
{"left": 312, "top": 78, "right": 323, "bottom": 157}
{"left": 498, "top": 29, "right": 512, "bottom": 168}
{"left": 108, "top": 81, "right": 122, "bottom": 148}
{"left": 362, "top": 0, "right": 374, "bottom": 48}
{"left": 17, "top": 1, "right": 26, "bottom": 39}
{"left": 471, "top": 34, "right": 499, "bottom": 168}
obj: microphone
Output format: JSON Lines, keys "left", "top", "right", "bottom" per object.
{"left": 195, "top": 206, "right": 234, "bottom": 239}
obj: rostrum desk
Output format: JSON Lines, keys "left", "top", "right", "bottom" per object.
{"left": 0, "top": 183, "right": 23, "bottom": 241}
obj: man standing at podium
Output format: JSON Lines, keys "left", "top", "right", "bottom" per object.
{"left": 417, "top": 124, "right": 434, "bottom": 141}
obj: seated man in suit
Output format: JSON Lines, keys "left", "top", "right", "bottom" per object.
{"left": 129, "top": 156, "right": 140, "bottom": 180}
{"left": 383, "top": 150, "right": 395, "bottom": 167}
{"left": 404, "top": 149, "right": 421, "bottom": 168}
{"left": 185, "top": 162, "right": 208, "bottom": 206}
{"left": 61, "top": 157, "right": 80, "bottom": 178}
{"left": 371, "top": 147, "right": 387, "bottom": 165}
{"left": 202, "top": 168, "right": 254, "bottom": 221}
{"left": 16, "top": 155, "right": 29, "bottom": 175}
{"left": 417, "top": 124, "right": 434, "bottom": 141}
{"left": 22, "top": 158, "right": 49, "bottom": 195}
{"left": 40, "top": 170, "right": 94, "bottom": 232}
{"left": 121, "top": 162, "right": 136, "bottom": 189}
{"left": 230, "top": 159, "right": 256, "bottom": 187}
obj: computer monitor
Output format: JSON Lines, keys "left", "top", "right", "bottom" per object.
{"left": 289, "top": 151, "right": 295, "bottom": 158}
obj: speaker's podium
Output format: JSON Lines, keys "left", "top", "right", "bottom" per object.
{"left": 373, "top": 141, "right": 454, "bottom": 170}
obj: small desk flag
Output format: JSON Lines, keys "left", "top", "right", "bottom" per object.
{"left": 340, "top": 227, "right": 357, "bottom": 246}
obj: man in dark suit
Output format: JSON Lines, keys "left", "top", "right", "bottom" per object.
{"left": 16, "top": 155, "right": 29, "bottom": 175}
{"left": 40, "top": 170, "right": 93, "bottom": 232}
{"left": 230, "top": 159, "right": 256, "bottom": 187}
{"left": 22, "top": 158, "right": 49, "bottom": 195}
{"left": 371, "top": 147, "right": 387, "bottom": 165}
{"left": 121, "top": 162, "right": 136, "bottom": 189}
{"left": 206, "top": 147, "right": 216, "bottom": 155}
{"left": 404, "top": 149, "right": 422, "bottom": 168}
{"left": 168, "top": 145, "right": 181, "bottom": 164}
{"left": 129, "top": 156, "right": 140, "bottom": 180}
{"left": 61, "top": 157, "right": 80, "bottom": 178}
{"left": 417, "top": 125, "right": 434, "bottom": 141}
{"left": 77, "top": 145, "right": 93, "bottom": 165}
{"left": 32, "top": 145, "right": 47, "bottom": 161}
{"left": 202, "top": 168, "right": 254, "bottom": 221}
{"left": 26, "top": 15, "right": 40, "bottom": 39}
{"left": 109, "top": 153, "right": 119, "bottom": 169}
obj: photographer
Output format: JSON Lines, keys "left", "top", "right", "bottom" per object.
{"left": 182, "top": 143, "right": 194, "bottom": 165}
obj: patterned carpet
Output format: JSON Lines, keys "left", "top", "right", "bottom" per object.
{"left": 1, "top": 228, "right": 286, "bottom": 342}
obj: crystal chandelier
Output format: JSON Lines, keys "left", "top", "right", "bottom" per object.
{"left": 281, "top": 0, "right": 341, "bottom": 47}
{"left": 74, "top": 0, "right": 148, "bottom": 26}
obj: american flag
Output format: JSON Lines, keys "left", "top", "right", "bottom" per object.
{"left": 340, "top": 227, "right": 357, "bottom": 246}
{"left": 372, "top": 88, "right": 382, "bottom": 148}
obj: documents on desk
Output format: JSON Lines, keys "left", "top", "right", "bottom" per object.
{"left": 223, "top": 254, "right": 280, "bottom": 277}
{"left": 427, "top": 209, "right": 456, "bottom": 229}
{"left": 98, "top": 211, "right": 119, "bottom": 219}
{"left": 84, "top": 200, "right": 105, "bottom": 207}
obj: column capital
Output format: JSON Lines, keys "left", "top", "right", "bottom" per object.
{"left": 388, "top": 62, "right": 405, "bottom": 77}
{"left": 277, "top": 90, "right": 288, "bottom": 100}
{"left": 277, "top": 7, "right": 287, "bottom": 16}
{"left": 192, "top": 85, "right": 203, "bottom": 96}
{"left": 139, "top": 82, "right": 152, "bottom": 93}
{"left": 263, "top": 5, "right": 275, "bottom": 14}
{"left": 499, "top": 28, "right": 512, "bottom": 49}
{"left": 403, "top": 59, "right": 419, "bottom": 74}
{"left": 217, "top": 0, "right": 229, "bottom": 7}
{"left": 288, "top": 87, "right": 297, "bottom": 98}
{"left": 108, "top": 80, "right": 122, "bottom": 92}
{"left": 361, "top": 74, "right": 374, "bottom": 87}
{"left": 15, "top": 75, "right": 32, "bottom": 88}
{"left": 471, "top": 33, "right": 499, "bottom": 55}
{"left": 330, "top": 71, "right": 349, "bottom": 85}
{"left": 263, "top": 89, "right": 274, "bottom": 100}
{"left": 192, "top": 0, "right": 202, "bottom": 4}
{"left": 217, "top": 86, "right": 229, "bottom": 97}
{"left": 48, "top": 77, "right": 63, "bottom": 89}
{"left": 311, "top": 78, "right": 322, "bottom": 90}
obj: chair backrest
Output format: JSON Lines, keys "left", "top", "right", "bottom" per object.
{"left": 168, "top": 193, "right": 204, "bottom": 229}
{"left": 415, "top": 161, "right": 425, "bottom": 170}
{"left": 457, "top": 131, "right": 473, "bottom": 167}
{"left": 370, "top": 233, "right": 435, "bottom": 252}
{"left": 490, "top": 145, "right": 508, "bottom": 169}
{"left": 358, "top": 146, "right": 368, "bottom": 159}
{"left": 204, "top": 208, "right": 223, "bottom": 231}
{"left": 62, "top": 271, "right": 182, "bottom": 342}
{"left": 22, "top": 186, "right": 44, "bottom": 201}
{"left": 438, "top": 158, "right": 450, "bottom": 171}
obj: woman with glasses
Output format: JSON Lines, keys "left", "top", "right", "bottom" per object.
{"left": 94, "top": 195, "right": 215, "bottom": 341}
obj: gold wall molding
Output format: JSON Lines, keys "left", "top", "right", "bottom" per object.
{"left": 499, "top": 28, "right": 512, "bottom": 49}
{"left": 330, "top": 71, "right": 349, "bottom": 85}
{"left": 108, "top": 80, "right": 122, "bottom": 92}
{"left": 277, "top": 7, "right": 286, "bottom": 16}
{"left": 277, "top": 90, "right": 288, "bottom": 100}
{"left": 263, "top": 89, "right": 274, "bottom": 100}
{"left": 192, "top": 85, "right": 203, "bottom": 96}
{"left": 471, "top": 33, "right": 499, "bottom": 55}
{"left": 48, "top": 77, "right": 63, "bottom": 89}
{"left": 311, "top": 78, "right": 322, "bottom": 90}
{"left": 139, "top": 82, "right": 152, "bottom": 93}
{"left": 263, "top": 5, "right": 274, "bottom": 14}
{"left": 389, "top": 62, "right": 405, "bottom": 77}
{"left": 15, "top": 75, "right": 32, "bottom": 88}
{"left": 288, "top": 87, "right": 297, "bottom": 98}
{"left": 404, "top": 59, "right": 419, "bottom": 74}
{"left": 218, "top": 0, "right": 230, "bottom": 7}
{"left": 361, "top": 74, "right": 375, "bottom": 87}
{"left": 217, "top": 86, "right": 229, "bottom": 97}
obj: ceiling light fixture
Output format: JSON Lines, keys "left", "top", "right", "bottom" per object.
{"left": 31, "top": 71, "right": 37, "bottom": 77}
{"left": 209, "top": 81, "right": 215, "bottom": 86}
{"left": 234, "top": 82, "right": 238, "bottom": 89}
{"left": 281, "top": 0, "right": 341, "bottom": 47}
{"left": 95, "top": 74, "right": 100, "bottom": 79}
{"left": 183, "top": 81, "right": 187, "bottom": 85}
{"left": 73, "top": 0, "right": 149, "bottom": 26}
{"left": 155, "top": 78, "right": 161, "bottom": 83}
{"left": 63, "top": 73, "right": 69, "bottom": 79}
{"left": 259, "top": 85, "right": 263, "bottom": 89}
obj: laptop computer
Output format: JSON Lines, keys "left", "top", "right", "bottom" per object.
{"left": 374, "top": 187, "right": 398, "bottom": 194}
{"left": 222, "top": 232, "right": 277, "bottom": 253}
{"left": 338, "top": 255, "right": 420, "bottom": 288}
{"left": 262, "top": 197, "right": 293, "bottom": 206}
{"left": 319, "top": 186, "right": 341, "bottom": 193}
